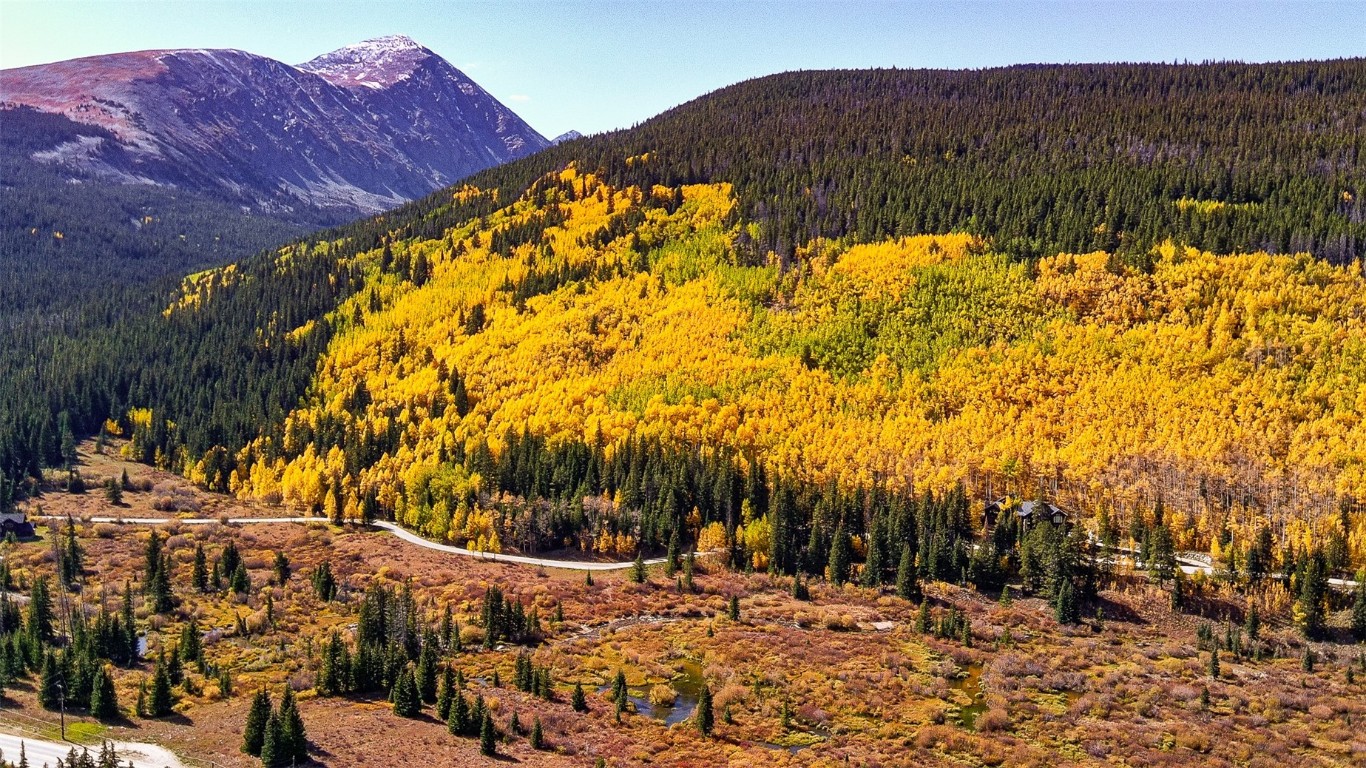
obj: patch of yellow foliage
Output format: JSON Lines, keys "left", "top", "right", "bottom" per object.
{"left": 223, "top": 165, "right": 1366, "bottom": 560}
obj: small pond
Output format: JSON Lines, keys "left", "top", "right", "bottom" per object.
{"left": 599, "top": 657, "right": 705, "bottom": 726}
{"left": 949, "top": 661, "right": 987, "bottom": 730}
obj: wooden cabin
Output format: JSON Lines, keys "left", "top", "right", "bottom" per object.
{"left": 983, "top": 497, "right": 1069, "bottom": 530}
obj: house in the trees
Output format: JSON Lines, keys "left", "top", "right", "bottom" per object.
{"left": 983, "top": 497, "right": 1069, "bottom": 530}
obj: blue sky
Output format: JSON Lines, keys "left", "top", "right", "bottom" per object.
{"left": 2, "top": 1, "right": 1361, "bottom": 138}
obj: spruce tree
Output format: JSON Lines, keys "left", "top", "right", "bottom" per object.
{"left": 148, "top": 655, "right": 174, "bottom": 717}
{"left": 447, "top": 690, "right": 470, "bottom": 736}
{"left": 571, "top": 682, "right": 588, "bottom": 712}
{"left": 26, "top": 576, "right": 53, "bottom": 645}
{"left": 479, "top": 711, "right": 497, "bottom": 756}
{"left": 278, "top": 687, "right": 307, "bottom": 764}
{"left": 416, "top": 635, "right": 439, "bottom": 703}
{"left": 666, "top": 528, "right": 681, "bottom": 578}
{"left": 1054, "top": 578, "right": 1079, "bottom": 624}
{"left": 259, "top": 712, "right": 284, "bottom": 768}
{"left": 392, "top": 667, "right": 420, "bottom": 717}
{"left": 230, "top": 561, "right": 250, "bottom": 594}
{"left": 529, "top": 716, "right": 544, "bottom": 749}
{"left": 90, "top": 666, "right": 119, "bottom": 720}
{"left": 727, "top": 595, "right": 740, "bottom": 622}
{"left": 630, "top": 552, "right": 647, "bottom": 584}
{"left": 38, "top": 650, "right": 61, "bottom": 710}
{"left": 437, "top": 665, "right": 455, "bottom": 720}
{"left": 862, "top": 513, "right": 886, "bottom": 587}
{"left": 896, "top": 543, "right": 920, "bottom": 601}
{"left": 311, "top": 561, "right": 336, "bottom": 602}
{"left": 1208, "top": 648, "right": 1221, "bottom": 679}
{"left": 828, "top": 523, "right": 851, "bottom": 586}
{"left": 695, "top": 684, "right": 714, "bottom": 737}
{"left": 191, "top": 544, "right": 208, "bottom": 593}
{"left": 243, "top": 688, "right": 271, "bottom": 756}
{"left": 272, "top": 551, "right": 290, "bottom": 586}
{"left": 61, "top": 516, "right": 83, "bottom": 586}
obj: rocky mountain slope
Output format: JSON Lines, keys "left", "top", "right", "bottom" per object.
{"left": 1, "top": 35, "right": 549, "bottom": 216}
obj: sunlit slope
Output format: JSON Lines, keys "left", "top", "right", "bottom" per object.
{"left": 161, "top": 164, "right": 1366, "bottom": 555}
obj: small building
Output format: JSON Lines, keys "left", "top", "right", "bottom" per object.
{"left": 983, "top": 497, "right": 1068, "bottom": 529}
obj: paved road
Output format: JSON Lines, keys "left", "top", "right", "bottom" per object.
{"left": 34, "top": 515, "right": 669, "bottom": 572}
{"left": 0, "top": 730, "right": 186, "bottom": 768}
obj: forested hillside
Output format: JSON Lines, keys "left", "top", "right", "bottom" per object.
{"left": 3, "top": 60, "right": 1365, "bottom": 590}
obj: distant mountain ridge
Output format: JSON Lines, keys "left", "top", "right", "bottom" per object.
{"left": 0, "top": 35, "right": 550, "bottom": 216}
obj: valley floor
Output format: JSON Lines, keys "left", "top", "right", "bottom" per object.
{"left": 3, "top": 445, "right": 1363, "bottom": 767}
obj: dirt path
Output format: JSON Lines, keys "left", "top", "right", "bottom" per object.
{"left": 32, "top": 515, "right": 669, "bottom": 572}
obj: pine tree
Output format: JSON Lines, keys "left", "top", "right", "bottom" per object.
{"left": 447, "top": 690, "right": 470, "bottom": 736}
{"left": 896, "top": 543, "right": 920, "bottom": 601}
{"left": 1208, "top": 648, "right": 1221, "bottom": 679}
{"left": 630, "top": 552, "right": 647, "bottom": 584}
{"left": 915, "top": 601, "right": 931, "bottom": 634}
{"left": 272, "top": 551, "right": 290, "bottom": 586}
{"left": 392, "top": 667, "right": 420, "bottom": 717}
{"left": 1245, "top": 603, "right": 1261, "bottom": 643}
{"left": 61, "top": 516, "right": 83, "bottom": 586}
{"left": 38, "top": 650, "right": 61, "bottom": 710}
{"left": 1054, "top": 578, "right": 1079, "bottom": 624}
{"left": 230, "top": 561, "right": 250, "bottom": 594}
{"left": 278, "top": 687, "right": 308, "bottom": 764}
{"left": 828, "top": 523, "right": 851, "bottom": 586}
{"left": 243, "top": 688, "right": 271, "bottom": 756}
{"left": 90, "top": 666, "right": 119, "bottom": 720}
{"left": 437, "top": 665, "right": 455, "bottom": 720}
{"left": 416, "top": 635, "right": 439, "bottom": 703}
{"left": 311, "top": 561, "right": 336, "bottom": 602}
{"left": 862, "top": 512, "right": 886, "bottom": 587}
{"left": 571, "top": 682, "right": 588, "bottom": 712}
{"left": 695, "top": 684, "right": 714, "bottom": 737}
{"left": 259, "top": 712, "right": 284, "bottom": 768}
{"left": 666, "top": 528, "right": 681, "bottom": 578}
{"left": 191, "top": 544, "right": 208, "bottom": 593}
{"left": 529, "top": 716, "right": 544, "bottom": 749}
{"left": 148, "top": 655, "right": 174, "bottom": 717}
{"left": 479, "top": 711, "right": 497, "bottom": 756}
{"left": 727, "top": 595, "right": 740, "bottom": 622}
{"left": 26, "top": 576, "right": 53, "bottom": 645}
{"left": 103, "top": 478, "right": 122, "bottom": 507}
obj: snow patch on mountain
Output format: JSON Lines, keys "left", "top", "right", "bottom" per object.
{"left": 298, "top": 35, "right": 434, "bottom": 89}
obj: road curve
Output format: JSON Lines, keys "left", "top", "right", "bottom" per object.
{"left": 0, "top": 729, "right": 187, "bottom": 768}
{"left": 33, "top": 515, "right": 668, "bottom": 572}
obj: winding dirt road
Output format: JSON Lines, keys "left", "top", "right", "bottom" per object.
{"left": 33, "top": 516, "right": 668, "bottom": 572}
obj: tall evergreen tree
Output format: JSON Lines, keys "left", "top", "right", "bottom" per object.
{"left": 243, "top": 689, "right": 272, "bottom": 756}
{"left": 90, "top": 666, "right": 119, "bottom": 721}
{"left": 278, "top": 687, "right": 308, "bottom": 764}
{"left": 828, "top": 523, "right": 851, "bottom": 586}
{"left": 391, "top": 667, "right": 420, "bottom": 717}
{"left": 896, "top": 543, "right": 921, "bottom": 601}
{"left": 479, "top": 710, "right": 497, "bottom": 756}
{"left": 695, "top": 684, "right": 714, "bottom": 737}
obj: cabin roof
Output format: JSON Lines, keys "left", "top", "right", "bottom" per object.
{"left": 985, "top": 497, "right": 1068, "bottom": 518}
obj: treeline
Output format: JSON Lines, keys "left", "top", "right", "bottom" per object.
{"left": 450, "top": 60, "right": 1366, "bottom": 265}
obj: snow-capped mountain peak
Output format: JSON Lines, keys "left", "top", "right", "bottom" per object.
{"left": 299, "top": 35, "right": 437, "bottom": 89}
{"left": 1, "top": 36, "right": 550, "bottom": 216}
